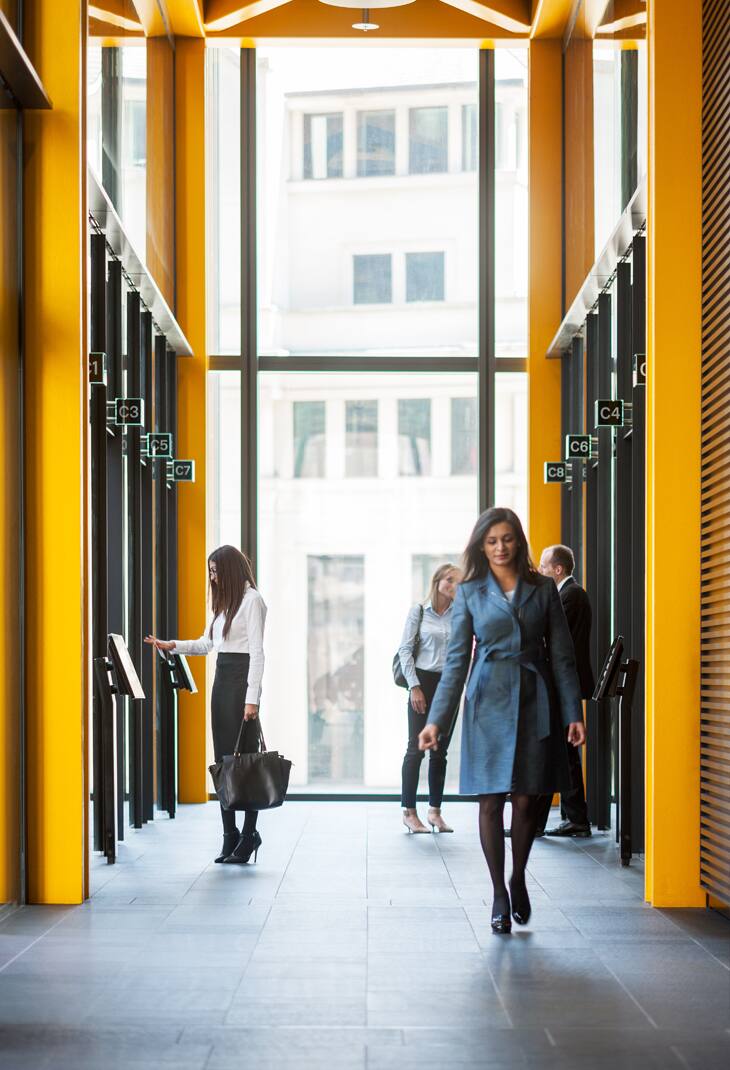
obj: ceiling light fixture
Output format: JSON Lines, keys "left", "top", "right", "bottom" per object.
{"left": 319, "top": 0, "right": 416, "bottom": 7}
{"left": 352, "top": 8, "right": 379, "bottom": 31}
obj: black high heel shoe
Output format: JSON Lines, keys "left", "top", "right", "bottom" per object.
{"left": 223, "top": 829, "right": 262, "bottom": 865}
{"left": 215, "top": 831, "right": 239, "bottom": 863}
{"left": 509, "top": 876, "right": 531, "bottom": 925}
{"left": 491, "top": 913, "right": 512, "bottom": 935}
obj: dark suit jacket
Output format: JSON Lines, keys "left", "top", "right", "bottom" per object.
{"left": 560, "top": 577, "right": 595, "bottom": 700}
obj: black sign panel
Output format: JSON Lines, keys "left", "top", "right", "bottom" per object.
{"left": 145, "top": 433, "right": 173, "bottom": 458}
{"left": 565, "top": 434, "right": 592, "bottom": 460}
{"left": 113, "top": 398, "right": 145, "bottom": 426}
{"left": 633, "top": 352, "right": 646, "bottom": 386}
{"left": 168, "top": 459, "right": 195, "bottom": 483}
{"left": 544, "top": 461, "right": 567, "bottom": 484}
{"left": 595, "top": 399, "right": 625, "bottom": 427}
{"left": 89, "top": 352, "right": 106, "bottom": 386}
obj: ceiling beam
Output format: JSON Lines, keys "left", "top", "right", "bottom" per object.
{"left": 204, "top": 0, "right": 294, "bottom": 33}
{"left": 438, "top": 0, "right": 531, "bottom": 35}
{"left": 90, "top": 1, "right": 144, "bottom": 31}
{"left": 129, "top": 0, "right": 169, "bottom": 35}
{"left": 529, "top": 0, "right": 574, "bottom": 38}
{"left": 165, "top": 0, "right": 205, "bottom": 35}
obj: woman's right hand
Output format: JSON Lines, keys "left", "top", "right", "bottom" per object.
{"left": 410, "top": 686, "right": 427, "bottom": 715}
{"left": 419, "top": 724, "right": 440, "bottom": 751}
{"left": 145, "top": 635, "right": 175, "bottom": 652}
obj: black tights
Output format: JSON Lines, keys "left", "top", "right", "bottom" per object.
{"left": 221, "top": 805, "right": 258, "bottom": 839}
{"left": 478, "top": 793, "right": 539, "bottom": 915}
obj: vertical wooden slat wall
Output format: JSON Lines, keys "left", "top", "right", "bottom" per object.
{"left": 700, "top": 0, "right": 730, "bottom": 907}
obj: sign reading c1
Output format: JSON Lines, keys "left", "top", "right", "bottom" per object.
{"left": 633, "top": 353, "right": 646, "bottom": 386}
{"left": 544, "top": 462, "right": 567, "bottom": 484}
{"left": 89, "top": 352, "right": 107, "bottom": 386}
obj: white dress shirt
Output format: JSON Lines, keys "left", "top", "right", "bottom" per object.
{"left": 398, "top": 600, "right": 455, "bottom": 690}
{"left": 557, "top": 576, "right": 572, "bottom": 592}
{"left": 174, "top": 585, "right": 267, "bottom": 705}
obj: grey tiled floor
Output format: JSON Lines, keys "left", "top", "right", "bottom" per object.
{"left": 1, "top": 801, "right": 729, "bottom": 1069}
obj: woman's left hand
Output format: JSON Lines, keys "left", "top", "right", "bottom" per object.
{"left": 567, "top": 721, "right": 586, "bottom": 746}
{"left": 244, "top": 704, "right": 259, "bottom": 721}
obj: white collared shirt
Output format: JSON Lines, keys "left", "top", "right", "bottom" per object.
{"left": 398, "top": 600, "right": 454, "bottom": 690}
{"left": 557, "top": 576, "right": 573, "bottom": 592}
{"left": 174, "top": 585, "right": 267, "bottom": 705}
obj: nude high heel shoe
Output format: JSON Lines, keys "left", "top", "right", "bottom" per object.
{"left": 427, "top": 808, "right": 453, "bottom": 833}
{"left": 402, "top": 809, "right": 430, "bottom": 834}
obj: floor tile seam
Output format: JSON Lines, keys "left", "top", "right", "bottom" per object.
{"left": 592, "top": 951, "right": 660, "bottom": 1030}
{"left": 0, "top": 910, "right": 77, "bottom": 977}
{"left": 460, "top": 907, "right": 514, "bottom": 1028}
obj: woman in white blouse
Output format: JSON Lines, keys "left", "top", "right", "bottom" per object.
{"left": 145, "top": 545, "right": 267, "bottom": 865}
{"left": 398, "top": 563, "right": 462, "bottom": 834}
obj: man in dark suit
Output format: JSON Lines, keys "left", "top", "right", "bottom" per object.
{"left": 535, "top": 544, "right": 594, "bottom": 837}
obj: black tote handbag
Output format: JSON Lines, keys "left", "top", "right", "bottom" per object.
{"left": 209, "top": 721, "right": 292, "bottom": 812}
{"left": 392, "top": 603, "right": 424, "bottom": 688}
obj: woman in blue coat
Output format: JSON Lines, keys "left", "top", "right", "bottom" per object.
{"left": 419, "top": 508, "right": 586, "bottom": 934}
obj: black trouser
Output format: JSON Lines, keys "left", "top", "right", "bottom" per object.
{"left": 401, "top": 669, "right": 453, "bottom": 809}
{"left": 535, "top": 738, "right": 589, "bottom": 832}
{"left": 212, "top": 653, "right": 259, "bottom": 837}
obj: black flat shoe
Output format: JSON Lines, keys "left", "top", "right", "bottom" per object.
{"left": 215, "top": 832, "right": 239, "bottom": 863}
{"left": 491, "top": 914, "right": 512, "bottom": 935}
{"left": 546, "top": 819, "right": 591, "bottom": 838}
{"left": 509, "top": 877, "right": 531, "bottom": 925}
{"left": 223, "top": 829, "right": 262, "bottom": 865}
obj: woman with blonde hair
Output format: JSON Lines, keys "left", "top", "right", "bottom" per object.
{"left": 398, "top": 562, "right": 462, "bottom": 833}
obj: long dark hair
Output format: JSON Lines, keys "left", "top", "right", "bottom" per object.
{"left": 208, "top": 545, "right": 256, "bottom": 639}
{"left": 461, "top": 507, "right": 543, "bottom": 585}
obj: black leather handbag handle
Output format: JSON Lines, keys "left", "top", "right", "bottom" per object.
{"left": 233, "top": 716, "right": 266, "bottom": 756}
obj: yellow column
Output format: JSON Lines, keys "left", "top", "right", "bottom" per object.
{"left": 24, "top": 0, "right": 88, "bottom": 903}
{"left": 527, "top": 39, "right": 563, "bottom": 554}
{"left": 175, "top": 37, "right": 208, "bottom": 802}
{"left": 645, "top": 0, "right": 703, "bottom": 906}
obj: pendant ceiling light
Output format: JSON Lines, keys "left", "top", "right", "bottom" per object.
{"left": 319, "top": 0, "right": 416, "bottom": 8}
{"left": 352, "top": 10, "right": 379, "bottom": 31}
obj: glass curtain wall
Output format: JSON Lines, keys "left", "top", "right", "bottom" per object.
{"left": 207, "top": 45, "right": 528, "bottom": 791}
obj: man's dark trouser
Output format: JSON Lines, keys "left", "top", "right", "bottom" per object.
{"left": 535, "top": 740, "right": 589, "bottom": 831}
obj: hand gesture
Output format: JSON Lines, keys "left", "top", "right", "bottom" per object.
{"left": 567, "top": 721, "right": 586, "bottom": 747}
{"left": 244, "top": 704, "right": 259, "bottom": 721}
{"left": 145, "top": 635, "right": 175, "bottom": 652}
{"left": 418, "top": 724, "right": 440, "bottom": 752}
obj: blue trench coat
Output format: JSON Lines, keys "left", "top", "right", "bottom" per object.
{"left": 428, "top": 573, "right": 584, "bottom": 796}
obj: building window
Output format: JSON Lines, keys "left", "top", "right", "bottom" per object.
{"left": 409, "top": 106, "right": 448, "bottom": 174}
{"left": 345, "top": 400, "right": 378, "bottom": 477}
{"left": 125, "top": 98, "right": 146, "bottom": 168}
{"left": 406, "top": 251, "right": 445, "bottom": 303}
{"left": 353, "top": 253, "right": 392, "bottom": 305}
{"left": 357, "top": 110, "right": 396, "bottom": 176}
{"left": 293, "top": 401, "right": 326, "bottom": 478}
{"left": 303, "top": 113, "right": 343, "bottom": 179}
{"left": 462, "top": 102, "right": 477, "bottom": 171}
{"left": 451, "top": 397, "right": 477, "bottom": 475}
{"left": 308, "top": 555, "right": 364, "bottom": 783}
{"left": 398, "top": 399, "right": 431, "bottom": 476}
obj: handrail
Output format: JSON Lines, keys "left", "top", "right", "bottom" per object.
{"left": 88, "top": 169, "right": 193, "bottom": 357}
{"left": 546, "top": 177, "right": 647, "bottom": 358}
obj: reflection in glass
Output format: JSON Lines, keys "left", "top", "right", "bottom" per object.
{"left": 357, "top": 110, "right": 396, "bottom": 176}
{"left": 406, "top": 251, "right": 445, "bottom": 303}
{"left": 462, "top": 102, "right": 477, "bottom": 171}
{"left": 294, "top": 401, "right": 326, "bottom": 478}
{"left": 353, "top": 254, "right": 392, "bottom": 305}
{"left": 304, "top": 113, "right": 343, "bottom": 179}
{"left": 451, "top": 396, "right": 477, "bottom": 476}
{"left": 308, "top": 556, "right": 364, "bottom": 783}
{"left": 409, "top": 106, "right": 448, "bottom": 174}
{"left": 398, "top": 399, "right": 431, "bottom": 476}
{"left": 345, "top": 400, "right": 378, "bottom": 477}
{"left": 207, "top": 47, "right": 241, "bottom": 354}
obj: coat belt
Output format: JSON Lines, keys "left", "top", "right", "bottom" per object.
{"left": 473, "top": 646, "right": 553, "bottom": 741}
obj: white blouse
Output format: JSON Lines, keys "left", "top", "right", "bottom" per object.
{"left": 174, "top": 585, "right": 267, "bottom": 706}
{"left": 398, "top": 600, "right": 455, "bottom": 690}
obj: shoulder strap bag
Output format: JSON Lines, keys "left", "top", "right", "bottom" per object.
{"left": 392, "top": 603, "right": 424, "bottom": 689}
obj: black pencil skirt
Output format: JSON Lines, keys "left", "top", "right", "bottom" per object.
{"left": 211, "top": 653, "right": 260, "bottom": 834}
